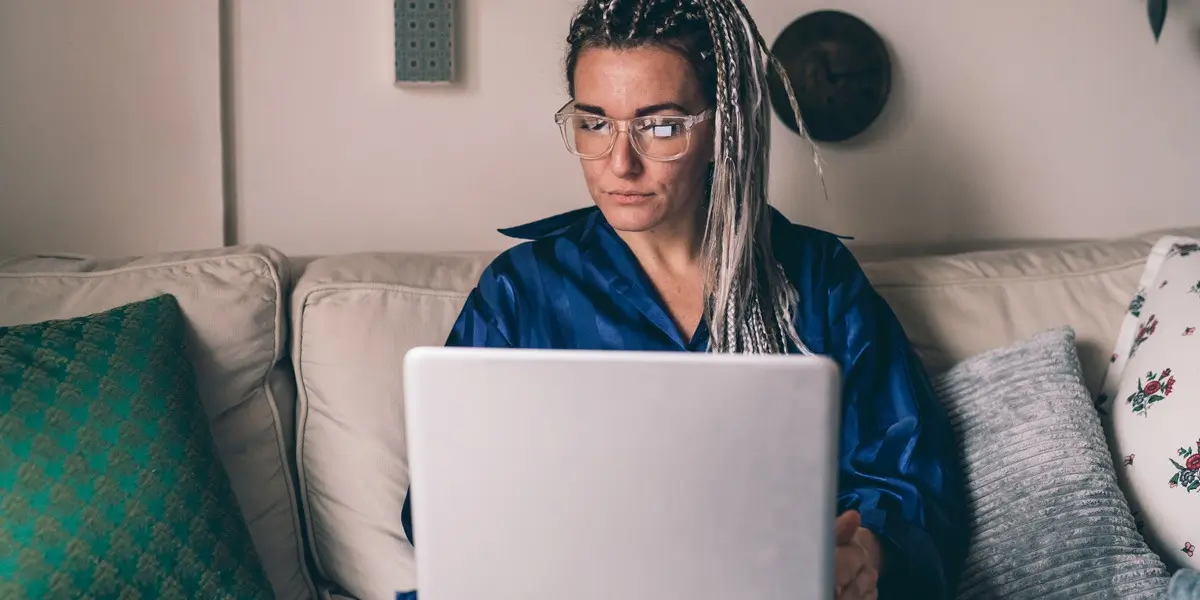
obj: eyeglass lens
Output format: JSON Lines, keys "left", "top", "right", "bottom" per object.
{"left": 560, "top": 116, "right": 690, "bottom": 160}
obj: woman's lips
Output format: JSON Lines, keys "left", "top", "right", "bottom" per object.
{"left": 607, "top": 191, "right": 653, "bottom": 205}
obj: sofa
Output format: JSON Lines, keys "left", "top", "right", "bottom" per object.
{"left": 2, "top": 224, "right": 1199, "bottom": 600}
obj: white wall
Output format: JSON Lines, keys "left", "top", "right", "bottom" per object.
{"left": 0, "top": 0, "right": 223, "bottom": 256}
{"left": 234, "top": 0, "right": 584, "bottom": 256}
{"left": 2, "top": 2, "right": 1199, "bottom": 257}
{"left": 235, "top": 0, "right": 1200, "bottom": 257}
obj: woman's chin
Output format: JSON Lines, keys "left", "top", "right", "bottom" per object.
{"left": 596, "top": 202, "right": 665, "bottom": 233}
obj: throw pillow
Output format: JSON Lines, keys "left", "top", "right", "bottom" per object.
{"left": 0, "top": 295, "right": 273, "bottom": 599}
{"left": 1167, "top": 569, "right": 1200, "bottom": 599}
{"left": 1099, "top": 235, "right": 1200, "bottom": 573}
{"left": 933, "top": 327, "right": 1170, "bottom": 599}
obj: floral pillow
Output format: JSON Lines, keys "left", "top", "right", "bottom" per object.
{"left": 1099, "top": 236, "right": 1200, "bottom": 572}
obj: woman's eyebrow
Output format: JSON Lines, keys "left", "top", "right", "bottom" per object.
{"left": 635, "top": 102, "right": 690, "bottom": 116}
{"left": 571, "top": 102, "right": 693, "bottom": 117}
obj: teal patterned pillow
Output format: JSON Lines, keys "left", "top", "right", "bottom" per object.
{"left": 0, "top": 295, "right": 273, "bottom": 599}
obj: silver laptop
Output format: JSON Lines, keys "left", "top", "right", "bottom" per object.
{"left": 403, "top": 347, "right": 841, "bottom": 600}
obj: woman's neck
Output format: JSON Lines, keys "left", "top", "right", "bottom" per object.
{"left": 616, "top": 206, "right": 706, "bottom": 277}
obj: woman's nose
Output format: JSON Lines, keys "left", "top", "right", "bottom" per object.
{"left": 608, "top": 130, "right": 642, "bottom": 178}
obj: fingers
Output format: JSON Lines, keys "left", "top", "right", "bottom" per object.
{"left": 835, "top": 510, "right": 861, "bottom": 546}
{"left": 835, "top": 559, "right": 879, "bottom": 600}
{"left": 851, "top": 564, "right": 879, "bottom": 598}
{"left": 834, "top": 513, "right": 878, "bottom": 600}
{"left": 834, "top": 546, "right": 860, "bottom": 590}
{"left": 839, "top": 583, "right": 879, "bottom": 600}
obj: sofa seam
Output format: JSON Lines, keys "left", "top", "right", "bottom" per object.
{"left": 293, "top": 286, "right": 334, "bottom": 582}
{"left": 292, "top": 282, "right": 459, "bottom": 585}
{"left": 290, "top": 255, "right": 1149, "bottom": 297}
{"left": 869, "top": 256, "right": 1150, "bottom": 291}
{"left": 256, "top": 255, "right": 321, "bottom": 599}
{"left": 0, "top": 252, "right": 279, "bottom": 279}
{"left": 296, "top": 281, "right": 471, "bottom": 300}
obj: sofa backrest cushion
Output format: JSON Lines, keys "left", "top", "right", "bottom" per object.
{"left": 0, "top": 246, "right": 315, "bottom": 600}
{"left": 866, "top": 227, "right": 1200, "bottom": 394}
{"left": 291, "top": 252, "right": 491, "bottom": 600}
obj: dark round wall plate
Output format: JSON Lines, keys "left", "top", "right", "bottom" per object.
{"left": 767, "top": 10, "right": 892, "bottom": 142}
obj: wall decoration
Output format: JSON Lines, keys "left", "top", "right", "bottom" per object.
{"left": 766, "top": 10, "right": 891, "bottom": 143}
{"left": 1148, "top": 0, "right": 1167, "bottom": 42}
{"left": 395, "top": 0, "right": 455, "bottom": 85}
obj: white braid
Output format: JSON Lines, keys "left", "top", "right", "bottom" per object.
{"left": 699, "top": 0, "right": 801, "bottom": 355}
{"left": 626, "top": 0, "right": 647, "bottom": 39}
{"left": 601, "top": 0, "right": 619, "bottom": 37}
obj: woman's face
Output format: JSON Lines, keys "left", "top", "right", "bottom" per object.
{"left": 570, "top": 45, "right": 714, "bottom": 235}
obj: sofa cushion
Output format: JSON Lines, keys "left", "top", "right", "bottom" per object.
{"left": 0, "top": 295, "right": 274, "bottom": 599}
{"left": 0, "top": 246, "right": 315, "bottom": 600}
{"left": 1099, "top": 236, "right": 1200, "bottom": 572}
{"left": 291, "top": 252, "right": 492, "bottom": 600}
{"left": 865, "top": 227, "right": 1200, "bottom": 394}
{"left": 934, "top": 327, "right": 1169, "bottom": 599}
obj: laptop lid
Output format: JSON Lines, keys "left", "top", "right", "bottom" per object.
{"left": 403, "top": 347, "right": 840, "bottom": 600}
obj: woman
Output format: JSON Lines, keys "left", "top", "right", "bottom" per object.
{"left": 405, "top": 1, "right": 967, "bottom": 598}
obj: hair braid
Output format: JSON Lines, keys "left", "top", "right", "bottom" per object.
{"left": 566, "top": 3, "right": 604, "bottom": 47}
{"left": 653, "top": 0, "right": 687, "bottom": 35}
{"left": 725, "top": 0, "right": 826, "bottom": 194}
{"left": 626, "top": 0, "right": 648, "bottom": 39}
{"left": 692, "top": 0, "right": 743, "bottom": 351}
{"left": 565, "top": 0, "right": 821, "bottom": 355}
{"left": 699, "top": 0, "right": 787, "bottom": 354}
{"left": 600, "top": 0, "right": 619, "bottom": 38}
{"left": 721, "top": 0, "right": 817, "bottom": 352}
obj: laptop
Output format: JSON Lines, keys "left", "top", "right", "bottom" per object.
{"left": 403, "top": 347, "right": 841, "bottom": 600}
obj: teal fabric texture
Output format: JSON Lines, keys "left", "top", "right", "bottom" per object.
{"left": 0, "top": 295, "right": 273, "bottom": 599}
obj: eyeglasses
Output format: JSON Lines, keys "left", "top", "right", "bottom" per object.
{"left": 554, "top": 101, "right": 713, "bottom": 162}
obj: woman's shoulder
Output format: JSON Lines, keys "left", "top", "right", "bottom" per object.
{"left": 769, "top": 211, "right": 880, "bottom": 343}
{"left": 472, "top": 206, "right": 601, "bottom": 289}
{"left": 768, "top": 208, "right": 861, "bottom": 286}
{"left": 495, "top": 205, "right": 600, "bottom": 243}
{"left": 458, "top": 207, "right": 603, "bottom": 342}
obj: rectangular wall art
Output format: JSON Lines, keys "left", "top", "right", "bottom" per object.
{"left": 395, "top": 0, "right": 456, "bottom": 85}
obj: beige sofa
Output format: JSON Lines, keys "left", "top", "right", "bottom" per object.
{"left": 2, "top": 225, "right": 1197, "bottom": 600}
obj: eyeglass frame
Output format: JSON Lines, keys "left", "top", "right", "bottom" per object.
{"left": 553, "top": 101, "right": 715, "bottom": 162}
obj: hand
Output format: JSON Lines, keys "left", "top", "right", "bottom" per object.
{"left": 834, "top": 510, "right": 881, "bottom": 600}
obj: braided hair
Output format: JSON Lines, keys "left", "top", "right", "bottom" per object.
{"left": 565, "top": 0, "right": 822, "bottom": 355}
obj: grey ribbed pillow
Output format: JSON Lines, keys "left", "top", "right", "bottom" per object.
{"left": 933, "top": 327, "right": 1171, "bottom": 599}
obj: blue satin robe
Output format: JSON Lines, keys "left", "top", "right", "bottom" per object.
{"left": 399, "top": 206, "right": 966, "bottom": 599}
